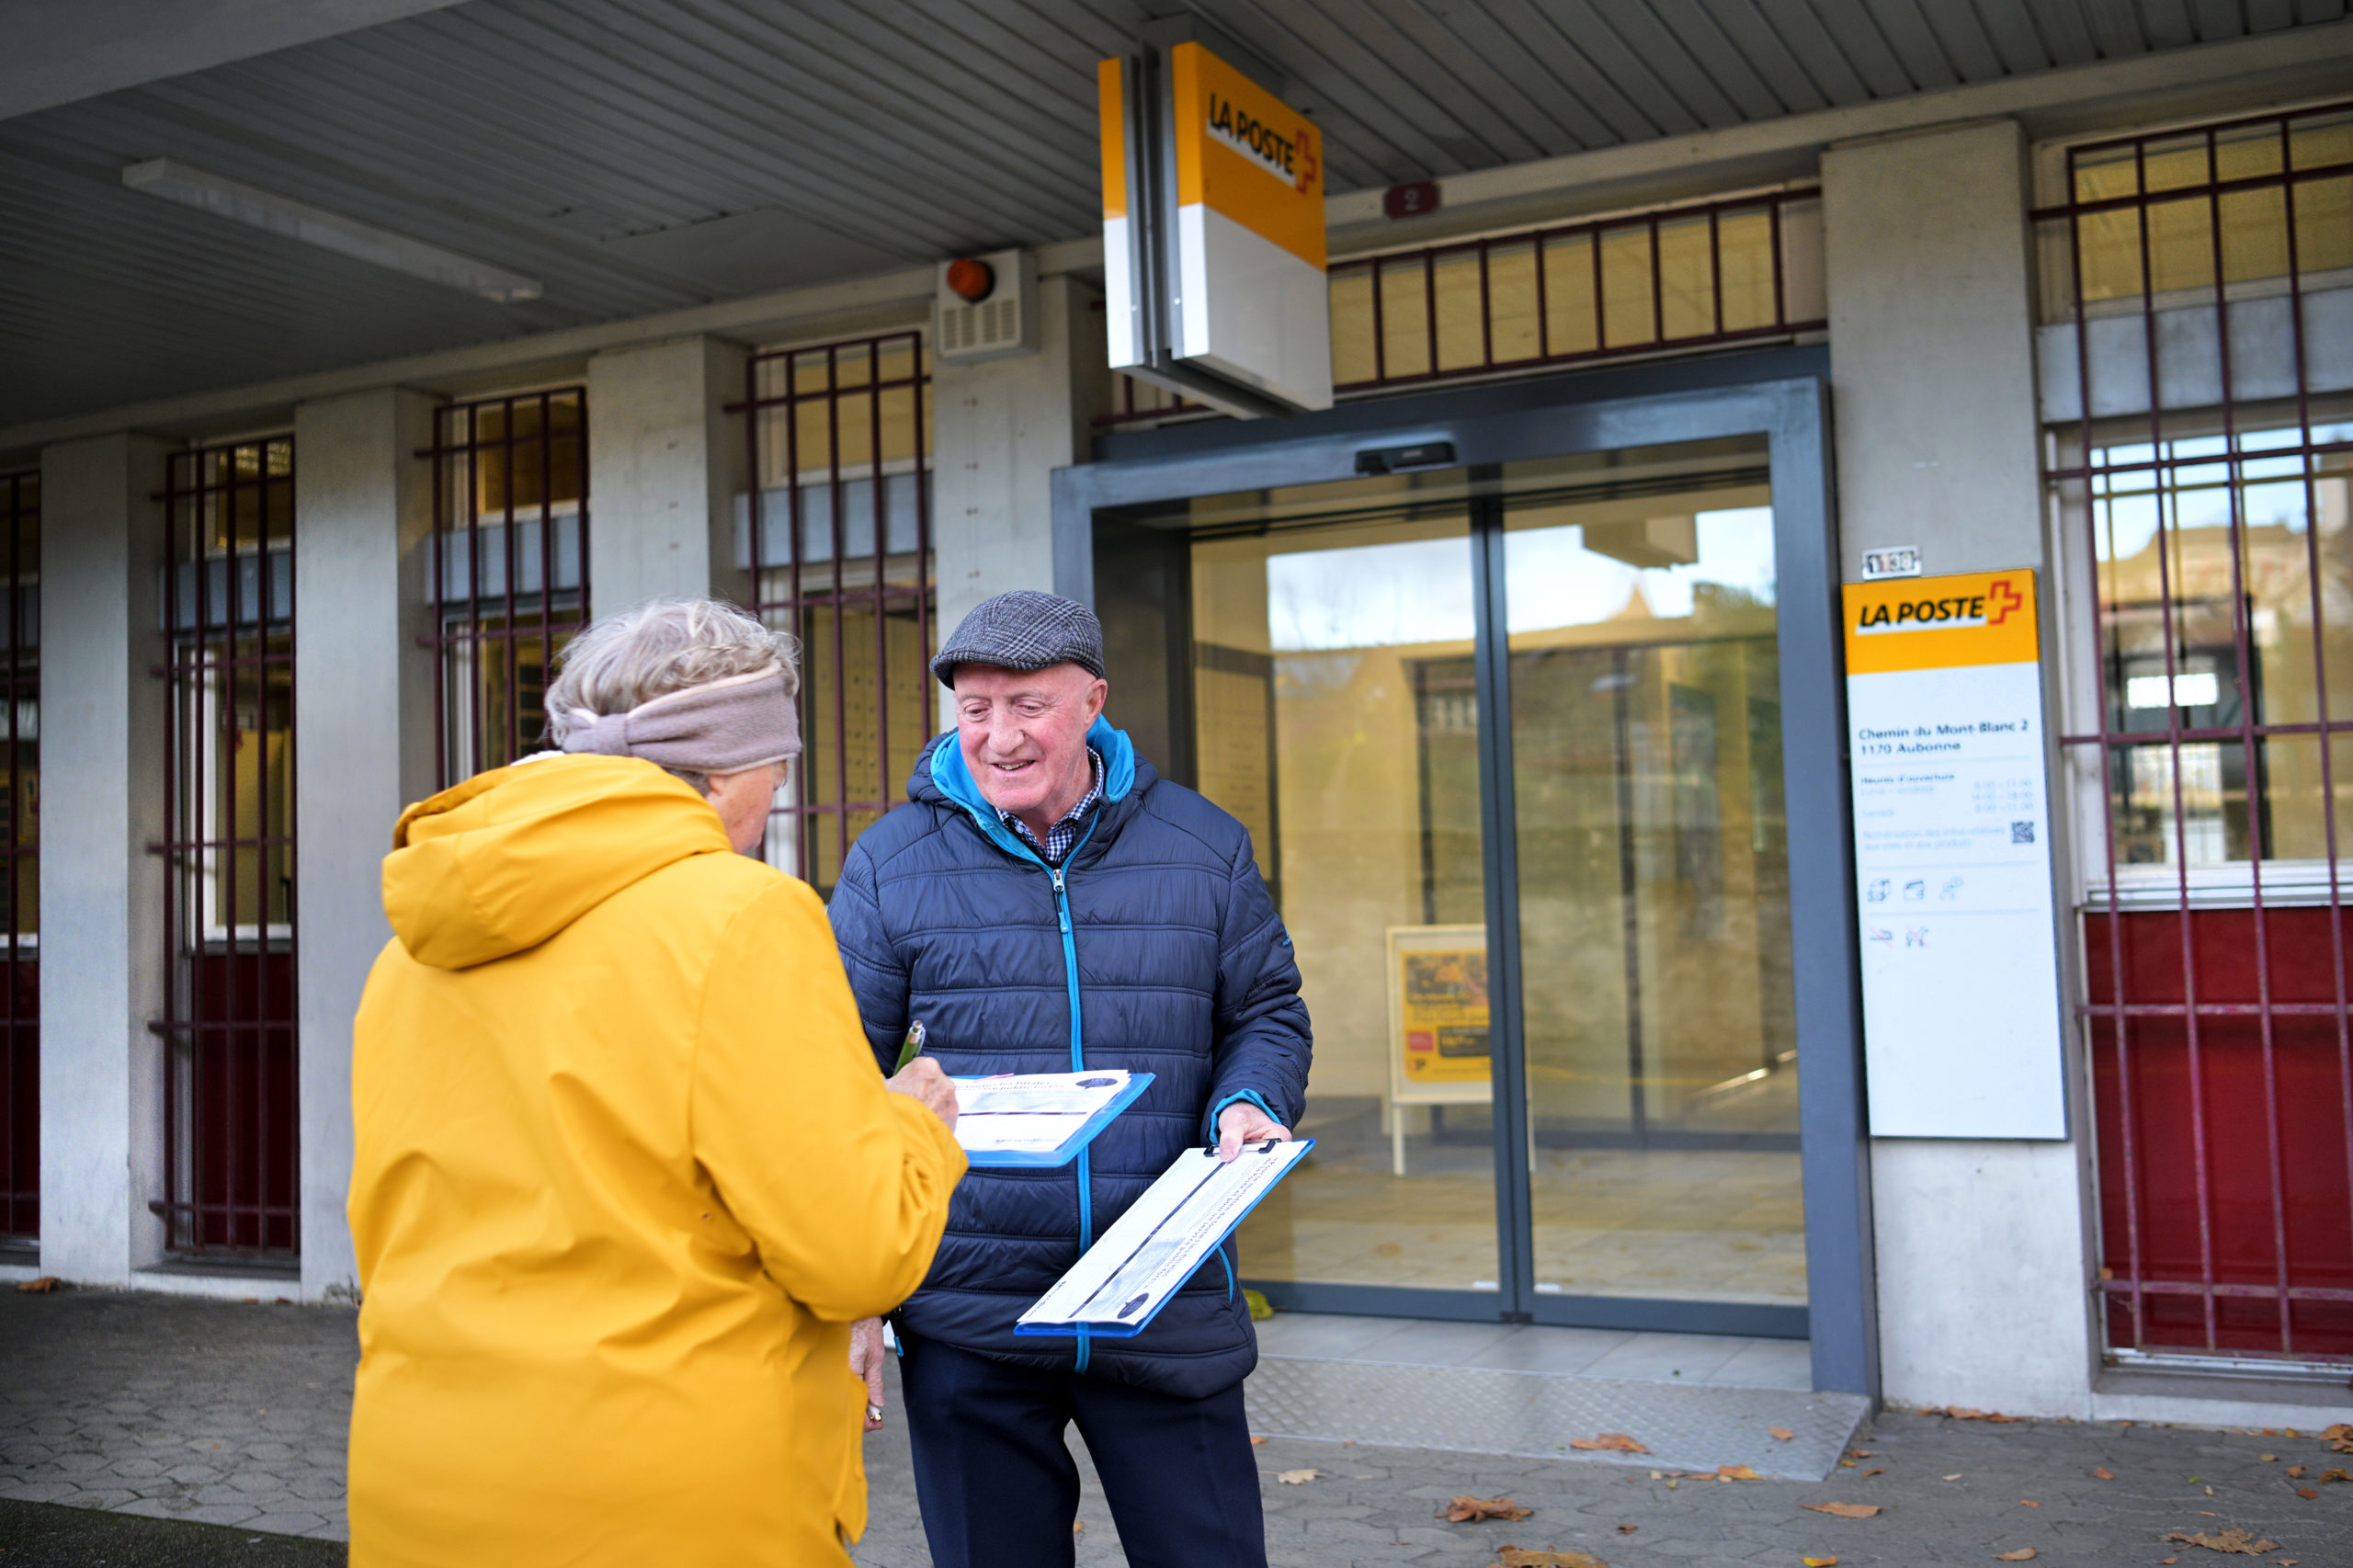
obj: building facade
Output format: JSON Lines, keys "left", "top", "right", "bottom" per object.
{"left": 5, "top": 1, "right": 2352, "bottom": 1433}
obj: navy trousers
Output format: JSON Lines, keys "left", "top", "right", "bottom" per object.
{"left": 897, "top": 1334, "right": 1267, "bottom": 1568}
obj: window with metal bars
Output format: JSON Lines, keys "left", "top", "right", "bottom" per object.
{"left": 738, "top": 332, "right": 933, "bottom": 897}
{"left": 1100, "top": 187, "right": 1824, "bottom": 427}
{"left": 0, "top": 472, "right": 33, "bottom": 1246}
{"left": 158, "top": 437, "right": 297, "bottom": 1257}
{"left": 425, "top": 388, "right": 588, "bottom": 787}
{"left": 2040, "top": 102, "right": 2353, "bottom": 1368}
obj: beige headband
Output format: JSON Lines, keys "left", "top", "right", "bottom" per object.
{"left": 559, "top": 665, "right": 801, "bottom": 775}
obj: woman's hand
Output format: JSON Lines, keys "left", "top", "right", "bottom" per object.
{"left": 886, "top": 1056, "right": 959, "bottom": 1131}
{"left": 849, "top": 1317, "right": 887, "bottom": 1431}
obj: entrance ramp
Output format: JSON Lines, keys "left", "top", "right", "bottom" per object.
{"left": 1244, "top": 1315, "right": 1869, "bottom": 1483}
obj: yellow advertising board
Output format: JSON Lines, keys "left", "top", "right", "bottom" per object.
{"left": 1841, "top": 569, "right": 2040, "bottom": 675}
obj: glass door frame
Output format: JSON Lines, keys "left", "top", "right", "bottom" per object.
{"left": 1053, "top": 347, "right": 1876, "bottom": 1398}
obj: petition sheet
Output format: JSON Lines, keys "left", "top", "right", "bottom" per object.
{"left": 1020, "top": 1140, "right": 1312, "bottom": 1332}
{"left": 953, "top": 1072, "right": 1141, "bottom": 1157}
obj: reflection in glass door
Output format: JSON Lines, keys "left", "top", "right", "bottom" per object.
{"left": 1496, "top": 441, "right": 1805, "bottom": 1312}
{"left": 1191, "top": 490, "right": 1498, "bottom": 1296}
{"left": 1102, "top": 426, "right": 1818, "bottom": 1334}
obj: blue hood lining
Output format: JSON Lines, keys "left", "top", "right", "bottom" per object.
{"left": 926, "top": 716, "right": 1137, "bottom": 858}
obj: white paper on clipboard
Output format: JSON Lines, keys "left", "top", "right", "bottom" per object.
{"left": 1017, "top": 1138, "right": 1312, "bottom": 1337}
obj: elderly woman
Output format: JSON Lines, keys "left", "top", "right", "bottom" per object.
{"left": 346, "top": 598, "right": 965, "bottom": 1568}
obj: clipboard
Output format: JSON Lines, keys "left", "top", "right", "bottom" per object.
{"left": 1016, "top": 1138, "right": 1313, "bottom": 1337}
{"left": 952, "top": 1071, "right": 1154, "bottom": 1168}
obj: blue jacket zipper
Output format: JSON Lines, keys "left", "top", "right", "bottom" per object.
{"left": 1048, "top": 821, "right": 1102, "bottom": 1375}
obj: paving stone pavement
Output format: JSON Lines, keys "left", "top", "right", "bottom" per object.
{"left": 8, "top": 1289, "right": 2353, "bottom": 1567}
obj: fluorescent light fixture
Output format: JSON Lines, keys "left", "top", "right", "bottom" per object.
{"left": 2126, "top": 671, "right": 2221, "bottom": 710}
{"left": 122, "top": 158, "right": 540, "bottom": 302}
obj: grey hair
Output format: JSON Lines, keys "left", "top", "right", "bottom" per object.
{"left": 543, "top": 598, "right": 799, "bottom": 793}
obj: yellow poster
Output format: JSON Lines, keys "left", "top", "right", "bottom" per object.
{"left": 1396, "top": 939, "right": 1489, "bottom": 1085}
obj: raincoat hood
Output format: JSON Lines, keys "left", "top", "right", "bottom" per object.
{"left": 383, "top": 754, "right": 730, "bottom": 971}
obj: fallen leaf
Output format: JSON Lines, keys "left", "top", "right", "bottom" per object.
{"left": 1802, "top": 1559, "right": 1840, "bottom": 1567}
{"left": 1802, "top": 1502, "right": 1881, "bottom": 1518}
{"left": 2262, "top": 1455, "right": 2279, "bottom": 1462}
{"left": 1250, "top": 1436, "right": 1267, "bottom": 1446}
{"left": 2285, "top": 1466, "right": 2305, "bottom": 1479}
{"left": 1616, "top": 1523, "right": 1636, "bottom": 1533}
{"left": 1769, "top": 1426, "right": 1795, "bottom": 1441}
{"left": 1718, "top": 1465, "right": 1763, "bottom": 1481}
{"left": 1441, "top": 1495, "right": 1532, "bottom": 1522}
{"left": 1569, "top": 1433, "right": 1652, "bottom": 1454}
{"left": 1838, "top": 1460, "right": 1857, "bottom": 1468}
{"left": 2019, "top": 1499, "right": 2040, "bottom": 1506}
{"left": 1277, "top": 1469, "right": 1319, "bottom": 1485}
{"left": 1944, "top": 1474, "right": 1963, "bottom": 1482}
{"left": 2322, "top": 1469, "right": 2350, "bottom": 1483}
{"left": 14, "top": 1276, "right": 62, "bottom": 1294}
{"left": 1862, "top": 1469, "right": 1885, "bottom": 1477}
{"left": 1995, "top": 1551, "right": 2038, "bottom": 1562}
{"left": 2160, "top": 1528, "right": 2279, "bottom": 1554}
{"left": 1487, "top": 1551, "right": 1607, "bottom": 1568}
{"left": 1073, "top": 1522, "right": 1084, "bottom": 1533}
{"left": 2161, "top": 1558, "right": 2177, "bottom": 1563}
{"left": 2297, "top": 1486, "right": 2319, "bottom": 1500}
{"left": 2095, "top": 1467, "right": 2116, "bottom": 1480}
{"left": 2324, "top": 1424, "right": 2352, "bottom": 1440}
{"left": 1848, "top": 1449, "right": 1874, "bottom": 1459}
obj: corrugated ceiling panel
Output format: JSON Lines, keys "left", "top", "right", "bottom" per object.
{"left": 0, "top": 0, "right": 2340, "bottom": 426}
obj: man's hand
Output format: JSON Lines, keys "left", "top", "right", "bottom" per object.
{"left": 848, "top": 1317, "right": 887, "bottom": 1431}
{"left": 1215, "top": 1100, "right": 1292, "bottom": 1163}
{"left": 886, "top": 1056, "right": 958, "bottom": 1131}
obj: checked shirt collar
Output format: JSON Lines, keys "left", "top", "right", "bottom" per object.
{"left": 996, "top": 747, "right": 1104, "bottom": 866}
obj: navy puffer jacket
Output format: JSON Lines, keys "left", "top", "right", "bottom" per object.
{"left": 827, "top": 718, "right": 1311, "bottom": 1399}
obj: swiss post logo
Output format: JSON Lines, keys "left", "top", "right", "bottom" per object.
{"left": 1843, "top": 569, "right": 2040, "bottom": 675}
{"left": 1207, "top": 90, "right": 1317, "bottom": 195}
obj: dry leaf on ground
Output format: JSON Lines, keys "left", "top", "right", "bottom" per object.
{"left": 1927, "top": 1405, "right": 2026, "bottom": 1423}
{"left": 2094, "top": 1467, "right": 2116, "bottom": 1480}
{"left": 1802, "top": 1558, "right": 1840, "bottom": 1566}
{"left": 1569, "top": 1432, "right": 1652, "bottom": 1454}
{"left": 2323, "top": 1424, "right": 2352, "bottom": 1440}
{"left": 1249, "top": 1435, "right": 1266, "bottom": 1446}
{"left": 1861, "top": 1469, "right": 1885, "bottom": 1477}
{"left": 2321, "top": 1469, "right": 2350, "bottom": 1483}
{"left": 1616, "top": 1523, "right": 1636, "bottom": 1533}
{"left": 1442, "top": 1495, "right": 1533, "bottom": 1522}
{"left": 2298, "top": 1487, "right": 2319, "bottom": 1500}
{"left": 2159, "top": 1528, "right": 2279, "bottom": 1554}
{"left": 1718, "top": 1465, "right": 1763, "bottom": 1481}
{"left": 1487, "top": 1550, "right": 1607, "bottom": 1568}
{"left": 15, "top": 1276, "right": 62, "bottom": 1293}
{"left": 1276, "top": 1469, "right": 1319, "bottom": 1484}
{"left": 2286, "top": 1466, "right": 2306, "bottom": 1479}
{"left": 1995, "top": 1551, "right": 2038, "bottom": 1562}
{"left": 1769, "top": 1426, "right": 1795, "bottom": 1440}
{"left": 1802, "top": 1502, "right": 1881, "bottom": 1518}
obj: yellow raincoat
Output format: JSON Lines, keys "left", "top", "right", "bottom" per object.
{"left": 347, "top": 755, "right": 964, "bottom": 1567}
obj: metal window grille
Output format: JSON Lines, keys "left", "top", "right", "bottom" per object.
{"left": 425, "top": 388, "right": 588, "bottom": 786}
{"left": 738, "top": 332, "right": 933, "bottom": 896}
{"left": 157, "top": 437, "right": 298, "bottom": 1257}
{"left": 0, "top": 472, "right": 34, "bottom": 1244}
{"left": 2040, "top": 102, "right": 2353, "bottom": 1365}
{"left": 1099, "top": 188, "right": 1824, "bottom": 427}
{"left": 1332, "top": 187, "right": 1824, "bottom": 393}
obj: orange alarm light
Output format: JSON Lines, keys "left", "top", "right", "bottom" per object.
{"left": 945, "top": 257, "right": 995, "bottom": 302}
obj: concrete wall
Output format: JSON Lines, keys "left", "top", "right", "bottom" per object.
{"left": 290, "top": 388, "right": 438, "bottom": 1302}
{"left": 1823, "top": 118, "right": 2099, "bottom": 1416}
{"left": 585, "top": 335, "right": 751, "bottom": 614}
{"left": 931, "top": 275, "right": 1109, "bottom": 723}
{"left": 37, "top": 434, "right": 171, "bottom": 1285}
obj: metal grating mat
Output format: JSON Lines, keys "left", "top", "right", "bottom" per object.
{"left": 1245, "top": 1357, "right": 1870, "bottom": 1482}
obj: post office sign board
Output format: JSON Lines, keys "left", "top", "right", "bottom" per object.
{"left": 1845, "top": 569, "right": 2067, "bottom": 1139}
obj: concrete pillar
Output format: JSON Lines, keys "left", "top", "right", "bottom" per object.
{"left": 585, "top": 335, "right": 750, "bottom": 614}
{"left": 38, "top": 434, "right": 171, "bottom": 1285}
{"left": 1823, "top": 118, "right": 2097, "bottom": 1416}
{"left": 932, "top": 274, "right": 1110, "bottom": 724}
{"left": 291, "top": 388, "right": 438, "bottom": 1302}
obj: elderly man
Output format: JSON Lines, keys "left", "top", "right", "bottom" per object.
{"left": 829, "top": 590, "right": 1311, "bottom": 1568}
{"left": 348, "top": 598, "right": 965, "bottom": 1567}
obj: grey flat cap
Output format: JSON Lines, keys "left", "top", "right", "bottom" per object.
{"left": 932, "top": 590, "right": 1107, "bottom": 688}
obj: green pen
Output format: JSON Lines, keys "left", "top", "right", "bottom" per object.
{"left": 892, "top": 1019, "right": 928, "bottom": 1073}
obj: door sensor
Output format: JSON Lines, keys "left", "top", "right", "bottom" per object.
{"left": 1355, "top": 441, "right": 1456, "bottom": 474}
